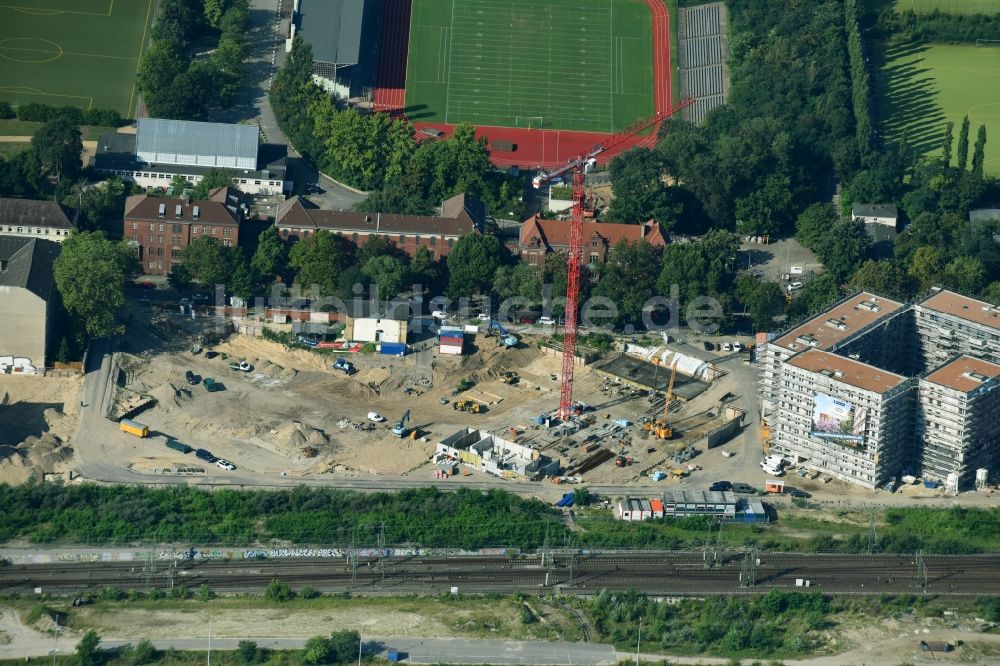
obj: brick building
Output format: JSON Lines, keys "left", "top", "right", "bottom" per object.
{"left": 124, "top": 187, "right": 242, "bottom": 276}
{"left": 517, "top": 216, "right": 667, "bottom": 267}
{"left": 275, "top": 193, "right": 485, "bottom": 259}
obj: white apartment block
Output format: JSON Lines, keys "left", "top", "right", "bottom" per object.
{"left": 914, "top": 289, "right": 1000, "bottom": 368}
{"left": 917, "top": 355, "right": 1000, "bottom": 489}
{"left": 772, "top": 349, "right": 912, "bottom": 489}
{"left": 0, "top": 199, "right": 76, "bottom": 243}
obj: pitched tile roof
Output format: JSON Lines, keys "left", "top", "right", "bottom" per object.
{"left": 276, "top": 196, "right": 484, "bottom": 236}
{"left": 0, "top": 236, "right": 60, "bottom": 300}
{"left": 519, "top": 216, "right": 667, "bottom": 249}
{"left": 0, "top": 198, "right": 76, "bottom": 229}
{"left": 124, "top": 193, "right": 240, "bottom": 226}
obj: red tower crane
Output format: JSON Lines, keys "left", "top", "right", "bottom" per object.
{"left": 532, "top": 98, "right": 695, "bottom": 421}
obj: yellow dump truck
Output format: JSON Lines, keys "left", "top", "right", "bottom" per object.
{"left": 119, "top": 418, "right": 149, "bottom": 438}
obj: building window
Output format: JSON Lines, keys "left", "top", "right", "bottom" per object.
{"left": 254, "top": 180, "right": 261, "bottom": 185}
{"left": 158, "top": 235, "right": 163, "bottom": 244}
{"left": 223, "top": 239, "right": 232, "bottom": 247}
{"left": 352, "top": 233, "right": 359, "bottom": 243}
{"left": 157, "top": 260, "right": 163, "bottom": 270}
{"left": 149, "top": 223, "right": 154, "bottom": 231}
{"left": 592, "top": 239, "right": 599, "bottom": 248}
{"left": 590, "top": 253, "right": 599, "bottom": 263}
{"left": 132, "top": 221, "right": 138, "bottom": 230}
{"left": 172, "top": 224, "right": 182, "bottom": 233}
{"left": 148, "top": 261, "right": 154, "bottom": 270}
{"left": 130, "top": 235, "right": 137, "bottom": 242}
{"left": 157, "top": 247, "right": 164, "bottom": 257}
{"left": 399, "top": 234, "right": 405, "bottom": 244}
{"left": 240, "top": 179, "right": 247, "bottom": 184}
{"left": 193, "top": 226, "right": 200, "bottom": 234}
{"left": 171, "top": 248, "right": 181, "bottom": 258}
{"left": 187, "top": 175, "right": 195, "bottom": 181}
{"left": 430, "top": 236, "right": 436, "bottom": 246}
{"left": 448, "top": 238, "right": 455, "bottom": 247}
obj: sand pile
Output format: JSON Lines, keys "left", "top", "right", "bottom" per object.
{"left": 271, "top": 421, "right": 329, "bottom": 455}
{"left": 149, "top": 382, "right": 191, "bottom": 408}
{"left": 22, "top": 434, "right": 73, "bottom": 472}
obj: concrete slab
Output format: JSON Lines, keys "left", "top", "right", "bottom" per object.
{"left": 596, "top": 354, "right": 710, "bottom": 401}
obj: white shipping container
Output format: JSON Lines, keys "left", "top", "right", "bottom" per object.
{"left": 440, "top": 345, "right": 463, "bottom": 355}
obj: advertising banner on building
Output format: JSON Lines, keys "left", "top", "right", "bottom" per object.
{"left": 811, "top": 393, "right": 865, "bottom": 445}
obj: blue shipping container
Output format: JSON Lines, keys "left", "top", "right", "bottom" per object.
{"left": 379, "top": 342, "right": 407, "bottom": 356}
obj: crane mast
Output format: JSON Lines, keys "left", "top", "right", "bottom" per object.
{"left": 546, "top": 98, "right": 695, "bottom": 421}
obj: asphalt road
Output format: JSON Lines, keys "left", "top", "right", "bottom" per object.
{"left": 5, "top": 553, "right": 998, "bottom": 598}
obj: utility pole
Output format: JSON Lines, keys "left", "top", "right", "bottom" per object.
{"left": 347, "top": 536, "right": 358, "bottom": 590}
{"left": 635, "top": 617, "right": 641, "bottom": 666}
{"left": 207, "top": 617, "right": 212, "bottom": 666}
{"left": 915, "top": 549, "right": 928, "bottom": 594}
{"left": 377, "top": 523, "right": 387, "bottom": 588}
{"left": 51, "top": 614, "right": 60, "bottom": 666}
{"left": 358, "top": 628, "right": 363, "bottom": 666}
{"left": 867, "top": 506, "right": 879, "bottom": 555}
{"left": 740, "top": 546, "right": 758, "bottom": 587}
{"left": 143, "top": 551, "right": 156, "bottom": 593}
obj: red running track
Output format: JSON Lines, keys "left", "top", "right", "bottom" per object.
{"left": 373, "top": 0, "right": 673, "bottom": 169}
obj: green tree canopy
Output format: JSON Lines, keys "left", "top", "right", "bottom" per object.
{"left": 180, "top": 236, "right": 243, "bottom": 290}
{"left": 289, "top": 230, "right": 355, "bottom": 296}
{"left": 608, "top": 147, "right": 682, "bottom": 227}
{"left": 32, "top": 118, "right": 82, "bottom": 184}
{"left": 136, "top": 40, "right": 190, "bottom": 117}
{"left": 362, "top": 255, "right": 408, "bottom": 300}
{"left": 191, "top": 168, "right": 236, "bottom": 199}
{"left": 53, "top": 232, "right": 138, "bottom": 339}
{"left": 446, "top": 233, "right": 504, "bottom": 299}
{"left": 250, "top": 225, "right": 289, "bottom": 287}
{"left": 75, "top": 629, "right": 102, "bottom": 666}
{"left": 594, "top": 240, "right": 662, "bottom": 329}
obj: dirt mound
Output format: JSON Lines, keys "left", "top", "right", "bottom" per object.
{"left": 149, "top": 382, "right": 192, "bottom": 408}
{"left": 272, "top": 421, "right": 329, "bottom": 455}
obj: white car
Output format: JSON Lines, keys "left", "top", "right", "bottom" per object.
{"left": 367, "top": 412, "right": 386, "bottom": 423}
{"left": 538, "top": 316, "right": 556, "bottom": 326}
{"left": 787, "top": 281, "right": 804, "bottom": 292}
{"left": 477, "top": 313, "right": 490, "bottom": 321}
{"left": 721, "top": 342, "right": 732, "bottom": 352}
{"left": 432, "top": 310, "right": 448, "bottom": 320}
{"left": 216, "top": 459, "right": 236, "bottom": 471}
{"left": 732, "top": 341, "right": 743, "bottom": 353}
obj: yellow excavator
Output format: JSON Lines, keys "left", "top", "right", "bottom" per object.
{"left": 644, "top": 360, "right": 676, "bottom": 439}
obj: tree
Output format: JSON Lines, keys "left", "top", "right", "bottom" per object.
{"left": 250, "top": 225, "right": 289, "bottom": 287}
{"left": 787, "top": 272, "right": 842, "bottom": 319}
{"left": 446, "top": 234, "right": 504, "bottom": 299}
{"left": 972, "top": 125, "right": 987, "bottom": 179}
{"left": 203, "top": 0, "right": 226, "bottom": 28}
{"left": 941, "top": 121, "right": 954, "bottom": 170}
{"left": 32, "top": 118, "right": 82, "bottom": 183}
{"left": 54, "top": 232, "right": 137, "bottom": 339}
{"left": 847, "top": 260, "right": 911, "bottom": 299}
{"left": 75, "top": 630, "right": 102, "bottom": 666}
{"left": 943, "top": 256, "right": 987, "bottom": 295}
{"left": 907, "top": 246, "right": 945, "bottom": 291}
{"left": 212, "top": 35, "right": 245, "bottom": 107}
{"left": 493, "top": 262, "right": 541, "bottom": 302}
{"left": 734, "top": 274, "right": 785, "bottom": 331}
{"left": 795, "top": 203, "right": 838, "bottom": 250}
{"left": 362, "top": 255, "right": 408, "bottom": 300}
{"left": 357, "top": 235, "right": 405, "bottom": 265}
{"left": 300, "top": 636, "right": 333, "bottom": 666}
{"left": 816, "top": 220, "right": 870, "bottom": 282}
{"left": 169, "top": 174, "right": 189, "bottom": 195}
{"left": 161, "top": 60, "right": 220, "bottom": 120}
{"left": 136, "top": 40, "right": 190, "bottom": 118}
{"left": 71, "top": 177, "right": 128, "bottom": 232}
{"left": 151, "top": 0, "right": 200, "bottom": 48}
{"left": 168, "top": 263, "right": 193, "bottom": 291}
{"left": 269, "top": 37, "right": 324, "bottom": 158}
{"left": 288, "top": 230, "right": 354, "bottom": 296}
{"left": 237, "top": 641, "right": 260, "bottom": 665}
{"left": 191, "top": 169, "right": 236, "bottom": 199}
{"left": 607, "top": 148, "right": 681, "bottom": 226}
{"left": 230, "top": 262, "right": 254, "bottom": 300}
{"left": 409, "top": 245, "right": 439, "bottom": 287}
{"left": 130, "top": 639, "right": 157, "bottom": 666}
{"left": 594, "top": 240, "right": 662, "bottom": 329}
{"left": 181, "top": 237, "right": 242, "bottom": 290}
{"left": 957, "top": 115, "right": 971, "bottom": 172}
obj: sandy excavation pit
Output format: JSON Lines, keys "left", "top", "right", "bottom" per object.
{"left": 0, "top": 374, "right": 81, "bottom": 484}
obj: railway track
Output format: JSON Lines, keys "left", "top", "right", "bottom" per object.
{"left": 3, "top": 553, "right": 999, "bottom": 597}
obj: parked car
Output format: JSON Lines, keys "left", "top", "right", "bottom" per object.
{"left": 518, "top": 316, "right": 537, "bottom": 324}
{"left": 229, "top": 360, "right": 253, "bottom": 372}
{"left": 721, "top": 342, "right": 732, "bottom": 352}
{"left": 787, "top": 488, "right": 811, "bottom": 499}
{"left": 703, "top": 341, "right": 714, "bottom": 351}
{"left": 368, "top": 412, "right": 386, "bottom": 423}
{"left": 538, "top": 316, "right": 556, "bottom": 326}
{"left": 216, "top": 459, "right": 236, "bottom": 471}
{"left": 732, "top": 341, "right": 743, "bottom": 352}
{"left": 185, "top": 370, "right": 200, "bottom": 385}
{"left": 732, "top": 483, "right": 756, "bottom": 494}
{"left": 477, "top": 313, "right": 490, "bottom": 321}
{"left": 787, "top": 281, "right": 804, "bottom": 292}
{"left": 709, "top": 481, "right": 732, "bottom": 492}
{"left": 432, "top": 310, "right": 448, "bottom": 319}
{"left": 192, "top": 293, "right": 209, "bottom": 302}
{"left": 195, "top": 449, "right": 217, "bottom": 463}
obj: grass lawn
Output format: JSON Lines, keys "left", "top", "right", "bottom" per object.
{"left": 404, "top": 0, "right": 654, "bottom": 132}
{"left": 876, "top": 40, "right": 1000, "bottom": 174}
{"left": 893, "top": 0, "right": 1000, "bottom": 14}
{"left": 0, "top": 141, "right": 31, "bottom": 159}
{"left": 0, "top": 118, "right": 118, "bottom": 140}
{"left": 0, "top": 0, "right": 154, "bottom": 117}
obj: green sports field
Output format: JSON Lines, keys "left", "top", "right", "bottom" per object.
{"left": 404, "top": 0, "right": 654, "bottom": 133}
{"left": 0, "top": 0, "right": 153, "bottom": 117}
{"left": 879, "top": 41, "right": 1000, "bottom": 174}
{"left": 894, "top": 0, "right": 1000, "bottom": 14}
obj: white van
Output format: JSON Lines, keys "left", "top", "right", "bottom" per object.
{"left": 787, "top": 282, "right": 804, "bottom": 292}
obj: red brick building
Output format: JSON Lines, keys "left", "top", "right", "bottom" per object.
{"left": 517, "top": 216, "right": 668, "bottom": 266}
{"left": 124, "top": 187, "right": 242, "bottom": 276}
{"left": 275, "top": 193, "right": 485, "bottom": 259}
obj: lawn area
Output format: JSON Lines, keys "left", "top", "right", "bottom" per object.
{"left": 0, "top": 119, "right": 118, "bottom": 140}
{"left": 0, "top": 0, "right": 154, "bottom": 117}
{"left": 876, "top": 39, "right": 1000, "bottom": 174}
{"left": 894, "top": 0, "right": 1000, "bottom": 14}
{"left": 404, "top": 0, "right": 654, "bottom": 132}
{"left": 0, "top": 142, "right": 31, "bottom": 159}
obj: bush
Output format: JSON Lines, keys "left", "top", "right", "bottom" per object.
{"left": 12, "top": 102, "right": 122, "bottom": 126}
{"left": 298, "top": 585, "right": 321, "bottom": 599}
{"left": 17, "top": 103, "right": 52, "bottom": 122}
{"left": 0, "top": 101, "right": 14, "bottom": 119}
{"left": 237, "top": 640, "right": 260, "bottom": 664}
{"left": 130, "top": 639, "right": 157, "bottom": 666}
{"left": 264, "top": 578, "right": 293, "bottom": 602}
{"left": 83, "top": 108, "right": 123, "bottom": 127}
{"left": 196, "top": 584, "right": 214, "bottom": 601}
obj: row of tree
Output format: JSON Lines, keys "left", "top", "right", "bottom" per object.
{"left": 845, "top": 0, "right": 874, "bottom": 159}
{"left": 137, "top": 0, "right": 249, "bottom": 119}
{"left": 270, "top": 38, "right": 524, "bottom": 218}
{"left": 878, "top": 8, "right": 1000, "bottom": 43}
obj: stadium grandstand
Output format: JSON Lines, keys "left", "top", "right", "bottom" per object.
{"left": 291, "top": 0, "right": 381, "bottom": 100}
